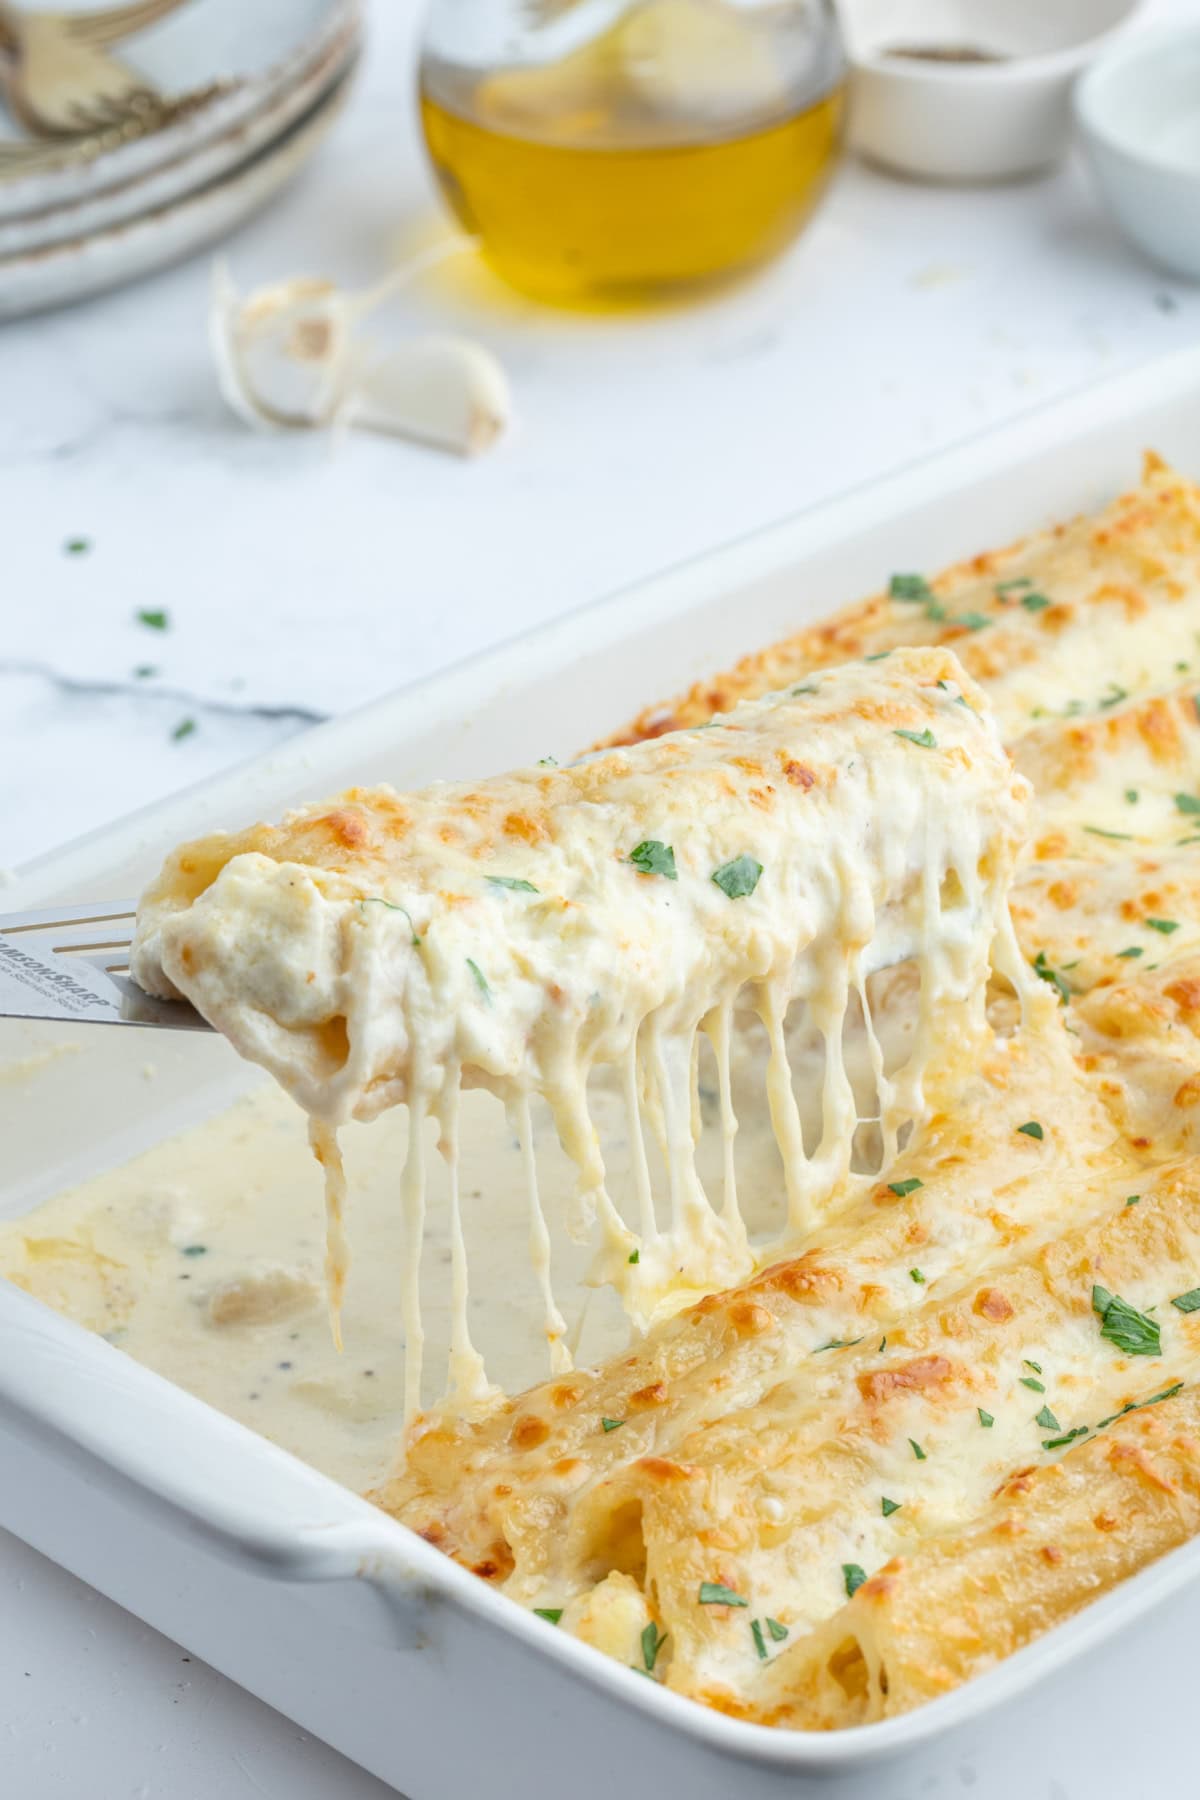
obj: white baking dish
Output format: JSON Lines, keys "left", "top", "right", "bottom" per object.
{"left": 8, "top": 346, "right": 1200, "bottom": 1797}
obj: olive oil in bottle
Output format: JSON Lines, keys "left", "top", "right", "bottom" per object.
{"left": 419, "top": 0, "right": 843, "bottom": 306}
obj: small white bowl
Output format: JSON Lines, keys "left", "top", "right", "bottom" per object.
{"left": 1076, "top": 27, "right": 1200, "bottom": 281}
{"left": 840, "top": 0, "right": 1144, "bottom": 183}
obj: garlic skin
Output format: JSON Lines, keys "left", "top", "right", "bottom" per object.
{"left": 347, "top": 338, "right": 511, "bottom": 456}
{"left": 209, "top": 253, "right": 511, "bottom": 456}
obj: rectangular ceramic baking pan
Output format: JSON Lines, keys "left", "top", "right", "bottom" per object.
{"left": 7, "top": 346, "right": 1200, "bottom": 1799}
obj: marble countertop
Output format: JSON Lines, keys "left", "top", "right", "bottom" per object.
{"left": 2, "top": 0, "right": 1198, "bottom": 1793}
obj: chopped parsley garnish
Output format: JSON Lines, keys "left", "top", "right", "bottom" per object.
{"left": 923, "top": 599, "right": 946, "bottom": 623}
{"left": 765, "top": 1617, "right": 789, "bottom": 1642}
{"left": 133, "top": 664, "right": 158, "bottom": 679}
{"left": 1019, "top": 1375, "right": 1046, "bottom": 1393}
{"left": 601, "top": 1417, "right": 625, "bottom": 1433}
{"left": 888, "top": 1177, "right": 923, "bottom": 1197}
{"left": 894, "top": 727, "right": 937, "bottom": 749}
{"left": 878, "top": 1336, "right": 887, "bottom": 1352}
{"left": 1099, "top": 685, "right": 1128, "bottom": 709}
{"left": 750, "top": 1619, "right": 767, "bottom": 1661}
{"left": 1083, "top": 826, "right": 1133, "bottom": 840}
{"left": 1125, "top": 789, "right": 1139, "bottom": 804}
{"left": 641, "top": 1621, "right": 666, "bottom": 1672}
{"left": 791, "top": 684, "right": 819, "bottom": 696}
{"left": 1032, "top": 951, "right": 1070, "bottom": 1004}
{"left": 712, "top": 855, "right": 763, "bottom": 899}
{"left": 1116, "top": 946, "right": 1144, "bottom": 959}
{"left": 812, "top": 1336, "right": 865, "bottom": 1353}
{"left": 181, "top": 1244, "right": 207, "bottom": 1258}
{"left": 1146, "top": 918, "right": 1180, "bottom": 934}
{"left": 628, "top": 840, "right": 677, "bottom": 880}
{"left": 1017, "top": 1120, "right": 1044, "bottom": 1140}
{"left": 1096, "top": 1383, "right": 1184, "bottom": 1428}
{"left": 1043, "top": 1427, "right": 1089, "bottom": 1451}
{"left": 889, "top": 573, "right": 932, "bottom": 602}
{"left": 136, "top": 607, "right": 169, "bottom": 630}
{"left": 996, "top": 577, "right": 1033, "bottom": 594}
{"left": 171, "top": 717, "right": 196, "bottom": 743}
{"left": 1125, "top": 1195, "right": 1141, "bottom": 1206}
{"left": 978, "top": 1408, "right": 994, "bottom": 1428}
{"left": 533, "top": 1608, "right": 563, "bottom": 1625}
{"left": 1092, "top": 1285, "right": 1162, "bottom": 1357}
{"left": 698, "top": 1582, "right": 747, "bottom": 1608}
{"left": 842, "top": 1564, "right": 867, "bottom": 1599}
{"left": 628, "top": 1249, "right": 640, "bottom": 1264}
{"left": 1171, "top": 1287, "right": 1200, "bottom": 1314}
{"left": 880, "top": 1496, "right": 901, "bottom": 1517}
{"left": 466, "top": 957, "right": 491, "bottom": 1001}
{"left": 359, "top": 897, "right": 421, "bottom": 945}
{"left": 1024, "top": 1360, "right": 1043, "bottom": 1374}
{"left": 909, "top": 1267, "right": 926, "bottom": 1284}
{"left": 1020, "top": 592, "right": 1051, "bottom": 612}
{"left": 64, "top": 536, "right": 90, "bottom": 555}
{"left": 537, "top": 756, "right": 558, "bottom": 767}
{"left": 1175, "top": 794, "right": 1200, "bottom": 816}
{"left": 487, "top": 875, "right": 539, "bottom": 893}
{"left": 864, "top": 651, "right": 891, "bottom": 662}
{"left": 954, "top": 611, "right": 991, "bottom": 632}
{"left": 909, "top": 1438, "right": 926, "bottom": 1460}
{"left": 1035, "top": 1404, "right": 1060, "bottom": 1431}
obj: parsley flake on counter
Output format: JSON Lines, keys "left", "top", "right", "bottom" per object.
{"left": 466, "top": 958, "right": 492, "bottom": 1001}
{"left": 881, "top": 1497, "right": 901, "bottom": 1517}
{"left": 894, "top": 727, "right": 937, "bottom": 749}
{"left": 1035, "top": 1404, "right": 1060, "bottom": 1431}
{"left": 64, "top": 536, "right": 91, "bottom": 555}
{"left": 133, "top": 664, "right": 158, "bottom": 679}
{"left": 487, "top": 875, "right": 540, "bottom": 893}
{"left": 1171, "top": 1287, "right": 1200, "bottom": 1314}
{"left": 909, "top": 1267, "right": 926, "bottom": 1284}
{"left": 766, "top": 1617, "right": 789, "bottom": 1642}
{"left": 171, "top": 717, "right": 196, "bottom": 743}
{"left": 1017, "top": 1121, "right": 1044, "bottom": 1140}
{"left": 1116, "top": 947, "right": 1144, "bottom": 959}
{"left": 1032, "top": 951, "right": 1070, "bottom": 1004}
{"left": 1083, "top": 826, "right": 1133, "bottom": 841}
{"left": 534, "top": 1608, "right": 563, "bottom": 1625}
{"left": 628, "top": 840, "right": 677, "bottom": 880}
{"left": 909, "top": 1438, "right": 926, "bottom": 1460}
{"left": 888, "top": 1177, "right": 923, "bottom": 1197}
{"left": 1175, "top": 794, "right": 1200, "bottom": 816}
{"left": 889, "top": 573, "right": 932, "bottom": 602}
{"left": 642, "top": 1621, "right": 666, "bottom": 1672}
{"left": 712, "top": 854, "right": 763, "bottom": 899}
{"left": 1020, "top": 591, "right": 1051, "bottom": 612}
{"left": 1092, "top": 1285, "right": 1162, "bottom": 1357}
{"left": 842, "top": 1564, "right": 867, "bottom": 1598}
{"left": 136, "top": 607, "right": 169, "bottom": 631}
{"left": 1020, "top": 1376, "right": 1046, "bottom": 1393}
{"left": 751, "top": 1619, "right": 768, "bottom": 1661}
{"left": 978, "top": 1408, "right": 994, "bottom": 1428}
{"left": 1146, "top": 918, "right": 1180, "bottom": 934}
{"left": 1043, "top": 1427, "right": 1089, "bottom": 1451}
{"left": 699, "top": 1582, "right": 747, "bottom": 1608}
{"left": 601, "top": 1417, "right": 625, "bottom": 1433}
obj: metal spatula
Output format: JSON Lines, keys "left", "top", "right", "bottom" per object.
{"left": 0, "top": 900, "right": 209, "bottom": 1029}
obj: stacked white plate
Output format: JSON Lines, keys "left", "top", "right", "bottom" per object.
{"left": 0, "top": 0, "right": 361, "bottom": 319}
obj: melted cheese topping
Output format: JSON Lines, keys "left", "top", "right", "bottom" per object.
{"left": 131, "top": 648, "right": 1032, "bottom": 1413}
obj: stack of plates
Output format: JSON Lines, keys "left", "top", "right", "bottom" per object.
{"left": 0, "top": 0, "right": 361, "bottom": 319}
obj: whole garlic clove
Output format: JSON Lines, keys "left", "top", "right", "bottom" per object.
{"left": 209, "top": 260, "right": 355, "bottom": 432}
{"left": 345, "top": 337, "right": 512, "bottom": 457}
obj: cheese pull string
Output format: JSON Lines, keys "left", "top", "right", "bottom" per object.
{"left": 400, "top": 1084, "right": 430, "bottom": 1425}
{"left": 308, "top": 1118, "right": 350, "bottom": 1354}
{"left": 437, "top": 1061, "right": 494, "bottom": 1407}
{"left": 511, "top": 1093, "right": 572, "bottom": 1376}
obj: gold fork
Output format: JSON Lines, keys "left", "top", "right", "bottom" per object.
{"left": 0, "top": 0, "right": 191, "bottom": 138}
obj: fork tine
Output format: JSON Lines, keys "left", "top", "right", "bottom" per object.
{"left": 69, "top": 0, "right": 192, "bottom": 46}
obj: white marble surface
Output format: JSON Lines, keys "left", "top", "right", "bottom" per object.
{"left": 3, "top": 0, "right": 1200, "bottom": 1794}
